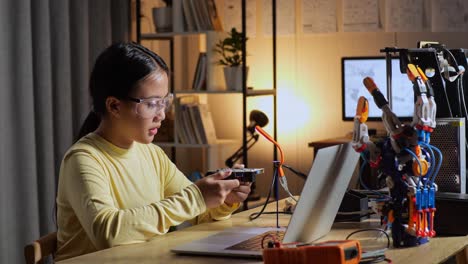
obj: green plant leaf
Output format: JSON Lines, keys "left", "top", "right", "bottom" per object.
{"left": 213, "top": 27, "right": 248, "bottom": 66}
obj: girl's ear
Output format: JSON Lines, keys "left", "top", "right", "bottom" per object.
{"left": 105, "top": 96, "right": 122, "bottom": 118}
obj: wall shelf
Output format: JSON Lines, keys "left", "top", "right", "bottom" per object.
{"left": 136, "top": 0, "right": 278, "bottom": 209}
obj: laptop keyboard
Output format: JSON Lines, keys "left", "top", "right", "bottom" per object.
{"left": 226, "top": 230, "right": 285, "bottom": 251}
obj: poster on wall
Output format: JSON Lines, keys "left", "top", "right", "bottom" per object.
{"left": 385, "top": 0, "right": 426, "bottom": 32}
{"left": 431, "top": 0, "right": 468, "bottom": 32}
{"left": 263, "top": 0, "right": 296, "bottom": 36}
{"left": 302, "top": 0, "right": 337, "bottom": 34}
{"left": 342, "top": 0, "right": 380, "bottom": 32}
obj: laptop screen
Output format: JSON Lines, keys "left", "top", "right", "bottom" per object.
{"left": 283, "top": 143, "right": 359, "bottom": 243}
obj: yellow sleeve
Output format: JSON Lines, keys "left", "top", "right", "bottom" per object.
{"left": 62, "top": 151, "right": 207, "bottom": 249}
{"left": 155, "top": 146, "right": 240, "bottom": 224}
{"left": 193, "top": 203, "right": 240, "bottom": 224}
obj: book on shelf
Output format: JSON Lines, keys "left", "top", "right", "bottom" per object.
{"left": 172, "top": 0, "right": 184, "bottom": 33}
{"left": 188, "top": 0, "right": 203, "bottom": 31}
{"left": 175, "top": 95, "right": 198, "bottom": 144}
{"left": 183, "top": 103, "right": 200, "bottom": 144}
{"left": 181, "top": 0, "right": 195, "bottom": 32}
{"left": 197, "top": 103, "right": 217, "bottom": 145}
{"left": 196, "top": 0, "right": 214, "bottom": 30}
{"left": 192, "top": 52, "right": 207, "bottom": 91}
{"left": 175, "top": 0, "right": 222, "bottom": 33}
{"left": 175, "top": 95, "right": 217, "bottom": 145}
{"left": 187, "top": 104, "right": 204, "bottom": 144}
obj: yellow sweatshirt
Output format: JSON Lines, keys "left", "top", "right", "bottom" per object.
{"left": 55, "top": 133, "right": 238, "bottom": 261}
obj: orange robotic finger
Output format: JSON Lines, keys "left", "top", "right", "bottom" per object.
{"left": 355, "top": 96, "right": 369, "bottom": 123}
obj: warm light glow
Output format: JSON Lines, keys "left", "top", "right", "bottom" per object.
{"left": 246, "top": 87, "right": 311, "bottom": 139}
{"left": 277, "top": 88, "right": 311, "bottom": 136}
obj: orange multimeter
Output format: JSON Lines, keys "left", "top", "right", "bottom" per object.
{"left": 262, "top": 240, "right": 362, "bottom": 264}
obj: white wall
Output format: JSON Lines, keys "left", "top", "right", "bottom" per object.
{"left": 140, "top": 0, "right": 468, "bottom": 198}
{"left": 224, "top": 0, "right": 468, "bottom": 197}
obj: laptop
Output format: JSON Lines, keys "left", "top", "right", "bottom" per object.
{"left": 172, "top": 143, "right": 359, "bottom": 259}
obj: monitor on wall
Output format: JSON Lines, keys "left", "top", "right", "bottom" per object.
{"left": 341, "top": 56, "right": 414, "bottom": 121}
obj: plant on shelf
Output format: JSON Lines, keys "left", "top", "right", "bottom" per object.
{"left": 214, "top": 27, "right": 248, "bottom": 91}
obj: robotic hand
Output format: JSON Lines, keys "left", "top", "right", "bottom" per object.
{"left": 351, "top": 96, "right": 381, "bottom": 166}
{"left": 355, "top": 49, "right": 442, "bottom": 247}
{"left": 363, "top": 77, "right": 407, "bottom": 153}
{"left": 351, "top": 96, "right": 370, "bottom": 153}
{"left": 407, "top": 64, "right": 437, "bottom": 143}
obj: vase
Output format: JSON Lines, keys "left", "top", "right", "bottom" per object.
{"left": 152, "top": 7, "right": 172, "bottom": 33}
{"left": 223, "top": 66, "right": 248, "bottom": 91}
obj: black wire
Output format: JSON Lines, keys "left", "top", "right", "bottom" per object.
{"left": 442, "top": 80, "right": 454, "bottom": 117}
{"left": 440, "top": 47, "right": 460, "bottom": 117}
{"left": 459, "top": 74, "right": 468, "bottom": 118}
{"left": 345, "top": 228, "right": 391, "bottom": 249}
{"left": 443, "top": 48, "right": 460, "bottom": 71}
{"left": 249, "top": 166, "right": 278, "bottom": 220}
{"left": 346, "top": 228, "right": 391, "bottom": 264}
{"left": 456, "top": 76, "right": 463, "bottom": 116}
{"left": 282, "top": 164, "right": 307, "bottom": 179}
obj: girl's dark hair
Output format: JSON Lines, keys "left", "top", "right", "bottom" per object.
{"left": 76, "top": 42, "right": 169, "bottom": 141}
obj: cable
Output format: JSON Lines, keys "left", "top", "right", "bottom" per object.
{"left": 427, "top": 144, "right": 443, "bottom": 185}
{"left": 256, "top": 126, "right": 298, "bottom": 202}
{"left": 421, "top": 142, "right": 442, "bottom": 186}
{"left": 255, "top": 126, "right": 284, "bottom": 176}
{"left": 420, "top": 142, "right": 438, "bottom": 188}
{"left": 358, "top": 153, "right": 391, "bottom": 201}
{"left": 403, "top": 147, "right": 423, "bottom": 187}
{"left": 443, "top": 48, "right": 460, "bottom": 74}
{"left": 419, "top": 143, "right": 435, "bottom": 188}
{"left": 261, "top": 233, "right": 280, "bottom": 249}
{"left": 441, "top": 77, "right": 454, "bottom": 117}
{"left": 249, "top": 167, "right": 277, "bottom": 221}
{"left": 280, "top": 177, "right": 298, "bottom": 202}
{"left": 456, "top": 72, "right": 468, "bottom": 157}
{"left": 459, "top": 73, "right": 468, "bottom": 118}
{"left": 345, "top": 228, "right": 391, "bottom": 249}
{"left": 282, "top": 164, "right": 307, "bottom": 179}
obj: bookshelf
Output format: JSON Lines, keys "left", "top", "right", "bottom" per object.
{"left": 135, "top": 0, "right": 278, "bottom": 208}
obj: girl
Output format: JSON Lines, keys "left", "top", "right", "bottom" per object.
{"left": 55, "top": 42, "right": 250, "bottom": 261}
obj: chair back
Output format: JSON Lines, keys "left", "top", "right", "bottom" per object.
{"left": 24, "top": 232, "right": 57, "bottom": 264}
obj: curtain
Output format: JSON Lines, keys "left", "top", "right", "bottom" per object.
{"left": 0, "top": 0, "right": 130, "bottom": 263}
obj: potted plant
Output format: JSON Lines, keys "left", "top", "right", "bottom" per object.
{"left": 152, "top": 0, "right": 173, "bottom": 33}
{"left": 214, "top": 27, "right": 248, "bottom": 91}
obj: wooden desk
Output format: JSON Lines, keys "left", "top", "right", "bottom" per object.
{"left": 58, "top": 199, "right": 468, "bottom": 264}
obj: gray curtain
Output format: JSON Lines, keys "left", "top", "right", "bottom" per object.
{"left": 0, "top": 0, "right": 130, "bottom": 263}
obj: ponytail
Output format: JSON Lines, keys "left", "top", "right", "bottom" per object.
{"left": 76, "top": 111, "right": 101, "bottom": 142}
